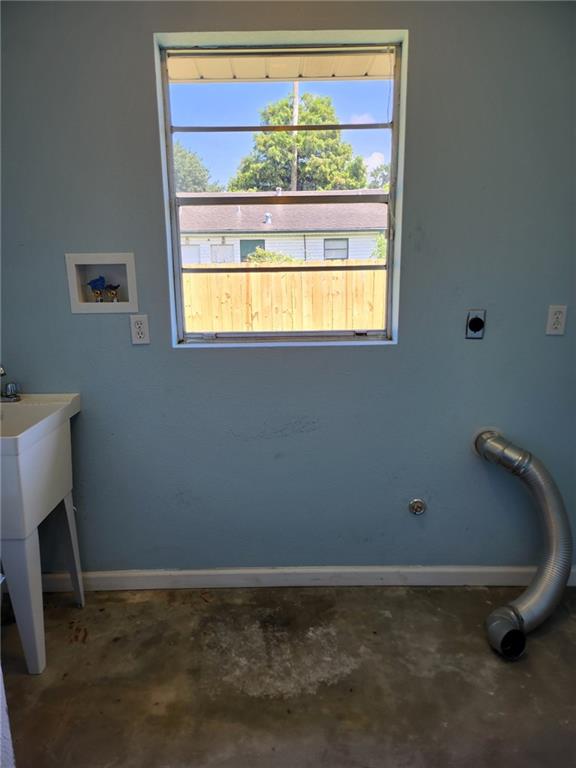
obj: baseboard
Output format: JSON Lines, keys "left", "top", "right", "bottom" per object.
{"left": 42, "top": 565, "right": 576, "bottom": 592}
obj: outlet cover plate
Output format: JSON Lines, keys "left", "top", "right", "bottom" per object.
{"left": 546, "top": 305, "right": 567, "bottom": 335}
{"left": 130, "top": 314, "right": 150, "bottom": 344}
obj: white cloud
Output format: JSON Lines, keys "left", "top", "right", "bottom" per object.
{"left": 364, "top": 151, "right": 385, "bottom": 173}
{"left": 349, "top": 112, "right": 375, "bottom": 125}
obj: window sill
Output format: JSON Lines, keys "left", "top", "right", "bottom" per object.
{"left": 173, "top": 338, "right": 397, "bottom": 349}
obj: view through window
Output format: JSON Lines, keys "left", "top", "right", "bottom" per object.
{"left": 161, "top": 45, "right": 400, "bottom": 342}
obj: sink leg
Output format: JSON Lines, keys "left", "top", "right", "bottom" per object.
{"left": 63, "top": 492, "right": 85, "bottom": 608}
{"left": 2, "top": 531, "right": 46, "bottom": 674}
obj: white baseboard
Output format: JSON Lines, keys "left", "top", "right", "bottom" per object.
{"left": 42, "top": 565, "right": 576, "bottom": 592}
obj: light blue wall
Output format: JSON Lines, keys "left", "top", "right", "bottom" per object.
{"left": 2, "top": 2, "right": 575, "bottom": 570}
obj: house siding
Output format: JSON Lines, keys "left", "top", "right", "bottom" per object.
{"left": 181, "top": 232, "right": 381, "bottom": 264}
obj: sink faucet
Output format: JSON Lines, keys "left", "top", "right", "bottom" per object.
{"left": 1, "top": 365, "right": 21, "bottom": 402}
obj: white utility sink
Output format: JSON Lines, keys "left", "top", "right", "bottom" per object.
{"left": 1, "top": 393, "right": 80, "bottom": 450}
{"left": 1, "top": 394, "right": 84, "bottom": 674}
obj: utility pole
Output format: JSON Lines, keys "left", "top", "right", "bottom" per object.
{"left": 290, "top": 81, "right": 299, "bottom": 191}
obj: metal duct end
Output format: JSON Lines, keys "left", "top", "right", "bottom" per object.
{"left": 486, "top": 607, "right": 526, "bottom": 661}
{"left": 474, "top": 431, "right": 532, "bottom": 475}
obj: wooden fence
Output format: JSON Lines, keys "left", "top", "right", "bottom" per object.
{"left": 182, "top": 259, "right": 387, "bottom": 333}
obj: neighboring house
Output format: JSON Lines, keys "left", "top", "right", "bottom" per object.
{"left": 179, "top": 195, "right": 387, "bottom": 264}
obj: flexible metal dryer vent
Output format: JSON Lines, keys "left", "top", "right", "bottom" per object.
{"left": 475, "top": 431, "right": 572, "bottom": 660}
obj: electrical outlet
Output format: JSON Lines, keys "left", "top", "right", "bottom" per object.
{"left": 130, "top": 314, "right": 150, "bottom": 344}
{"left": 546, "top": 305, "right": 567, "bottom": 336}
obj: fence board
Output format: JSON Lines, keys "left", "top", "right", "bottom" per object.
{"left": 182, "top": 259, "right": 386, "bottom": 333}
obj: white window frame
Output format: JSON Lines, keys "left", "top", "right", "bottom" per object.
{"left": 155, "top": 30, "right": 408, "bottom": 348}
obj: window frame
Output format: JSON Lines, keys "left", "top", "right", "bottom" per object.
{"left": 240, "top": 239, "right": 266, "bottom": 262}
{"left": 156, "top": 31, "right": 407, "bottom": 348}
{"left": 324, "top": 238, "right": 349, "bottom": 260}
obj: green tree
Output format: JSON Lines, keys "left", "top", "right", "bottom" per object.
{"left": 229, "top": 93, "right": 367, "bottom": 191}
{"left": 368, "top": 163, "right": 390, "bottom": 191}
{"left": 172, "top": 141, "right": 222, "bottom": 193}
{"left": 371, "top": 232, "right": 388, "bottom": 261}
{"left": 246, "top": 246, "right": 295, "bottom": 264}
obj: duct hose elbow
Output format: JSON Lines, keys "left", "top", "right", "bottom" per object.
{"left": 475, "top": 430, "right": 572, "bottom": 659}
{"left": 485, "top": 607, "right": 526, "bottom": 661}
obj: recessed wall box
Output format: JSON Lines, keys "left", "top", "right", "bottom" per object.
{"left": 466, "top": 310, "right": 486, "bottom": 339}
{"left": 65, "top": 252, "right": 138, "bottom": 313}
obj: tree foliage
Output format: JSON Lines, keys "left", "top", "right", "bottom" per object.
{"left": 371, "top": 232, "right": 388, "bottom": 261}
{"left": 229, "top": 93, "right": 367, "bottom": 192}
{"left": 246, "top": 246, "right": 295, "bottom": 264}
{"left": 368, "top": 163, "right": 390, "bottom": 190}
{"left": 172, "top": 141, "right": 222, "bottom": 193}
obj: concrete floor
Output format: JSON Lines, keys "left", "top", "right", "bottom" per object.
{"left": 2, "top": 586, "right": 576, "bottom": 768}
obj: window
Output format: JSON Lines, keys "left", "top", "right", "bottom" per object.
{"left": 159, "top": 39, "right": 403, "bottom": 345}
{"left": 210, "top": 244, "right": 235, "bottom": 263}
{"left": 182, "top": 244, "right": 200, "bottom": 264}
{"left": 324, "top": 238, "right": 349, "bottom": 260}
{"left": 240, "top": 239, "right": 266, "bottom": 262}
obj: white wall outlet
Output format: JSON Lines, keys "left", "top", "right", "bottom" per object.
{"left": 546, "top": 305, "right": 567, "bottom": 336}
{"left": 130, "top": 314, "right": 150, "bottom": 344}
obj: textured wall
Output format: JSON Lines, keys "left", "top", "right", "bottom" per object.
{"left": 2, "top": 2, "right": 575, "bottom": 570}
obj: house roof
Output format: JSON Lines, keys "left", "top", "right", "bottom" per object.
{"left": 179, "top": 199, "right": 387, "bottom": 234}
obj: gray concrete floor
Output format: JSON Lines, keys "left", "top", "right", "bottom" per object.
{"left": 2, "top": 586, "right": 576, "bottom": 767}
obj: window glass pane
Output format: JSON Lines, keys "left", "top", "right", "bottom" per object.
{"left": 179, "top": 201, "right": 387, "bottom": 264}
{"left": 324, "top": 238, "right": 349, "bottom": 259}
{"left": 181, "top": 258, "right": 387, "bottom": 334}
{"left": 179, "top": 201, "right": 387, "bottom": 333}
{"left": 171, "top": 128, "right": 391, "bottom": 194}
{"left": 167, "top": 49, "right": 395, "bottom": 89}
{"left": 169, "top": 79, "right": 394, "bottom": 127}
{"left": 240, "top": 239, "right": 266, "bottom": 261}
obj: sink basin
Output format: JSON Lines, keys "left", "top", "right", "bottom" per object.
{"left": 1, "top": 394, "right": 80, "bottom": 455}
{"left": 1, "top": 394, "right": 80, "bottom": 539}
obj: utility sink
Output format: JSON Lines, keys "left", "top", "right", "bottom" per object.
{"left": 1, "top": 393, "right": 80, "bottom": 450}
{"left": 1, "top": 394, "right": 81, "bottom": 538}
{"left": 1, "top": 393, "right": 84, "bottom": 673}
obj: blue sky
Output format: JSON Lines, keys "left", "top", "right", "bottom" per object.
{"left": 170, "top": 80, "right": 393, "bottom": 187}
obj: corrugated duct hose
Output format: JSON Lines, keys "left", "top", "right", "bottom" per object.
{"left": 475, "top": 431, "right": 572, "bottom": 660}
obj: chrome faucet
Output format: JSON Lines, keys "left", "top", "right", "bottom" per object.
{"left": 1, "top": 365, "right": 21, "bottom": 402}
